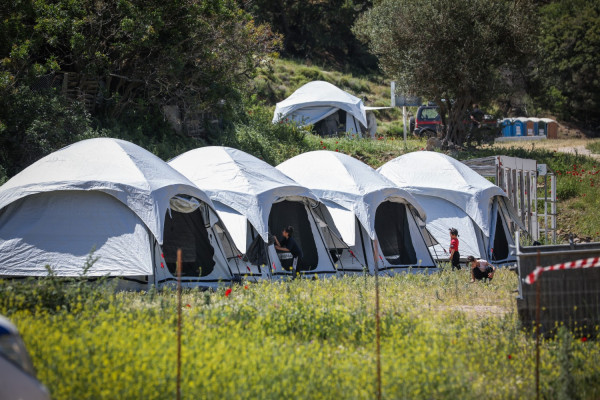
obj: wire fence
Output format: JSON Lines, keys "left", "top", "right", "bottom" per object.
{"left": 519, "top": 259, "right": 600, "bottom": 339}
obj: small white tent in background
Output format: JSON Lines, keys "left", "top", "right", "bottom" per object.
{"left": 273, "top": 81, "right": 369, "bottom": 137}
{"left": 378, "top": 151, "right": 524, "bottom": 265}
{"left": 0, "top": 138, "right": 238, "bottom": 289}
{"left": 169, "top": 147, "right": 346, "bottom": 279}
{"left": 277, "top": 151, "right": 436, "bottom": 274}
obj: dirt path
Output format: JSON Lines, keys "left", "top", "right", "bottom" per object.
{"left": 493, "top": 138, "right": 600, "bottom": 159}
{"left": 557, "top": 145, "right": 600, "bottom": 161}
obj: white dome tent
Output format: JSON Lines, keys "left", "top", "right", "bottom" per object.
{"left": 0, "top": 138, "right": 238, "bottom": 288}
{"left": 169, "top": 147, "right": 346, "bottom": 279}
{"left": 277, "top": 151, "right": 436, "bottom": 274}
{"left": 378, "top": 151, "right": 524, "bottom": 265}
{"left": 272, "top": 81, "right": 371, "bottom": 137}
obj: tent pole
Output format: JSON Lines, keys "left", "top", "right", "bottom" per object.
{"left": 211, "top": 222, "right": 237, "bottom": 281}
{"left": 315, "top": 207, "right": 351, "bottom": 275}
{"left": 308, "top": 206, "right": 339, "bottom": 275}
{"left": 357, "top": 219, "right": 370, "bottom": 274}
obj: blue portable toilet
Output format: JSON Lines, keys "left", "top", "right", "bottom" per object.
{"left": 529, "top": 118, "right": 541, "bottom": 136}
{"left": 501, "top": 118, "right": 514, "bottom": 137}
{"left": 513, "top": 117, "right": 527, "bottom": 136}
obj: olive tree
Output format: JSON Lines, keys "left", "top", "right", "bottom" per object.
{"left": 353, "top": 0, "right": 537, "bottom": 144}
{"left": 536, "top": 0, "right": 600, "bottom": 129}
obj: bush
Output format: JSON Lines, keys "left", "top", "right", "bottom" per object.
{"left": 297, "top": 66, "right": 325, "bottom": 81}
{"left": 0, "top": 86, "right": 101, "bottom": 177}
{"left": 95, "top": 104, "right": 201, "bottom": 161}
{"left": 223, "top": 103, "right": 312, "bottom": 165}
{"left": 586, "top": 140, "right": 600, "bottom": 155}
{"left": 0, "top": 251, "right": 115, "bottom": 314}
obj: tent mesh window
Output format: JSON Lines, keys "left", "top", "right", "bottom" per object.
{"left": 492, "top": 211, "right": 509, "bottom": 261}
{"left": 269, "top": 201, "right": 319, "bottom": 272}
{"left": 163, "top": 208, "right": 215, "bottom": 277}
{"left": 374, "top": 202, "right": 418, "bottom": 265}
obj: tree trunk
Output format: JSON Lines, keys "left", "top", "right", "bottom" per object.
{"left": 445, "top": 96, "right": 471, "bottom": 146}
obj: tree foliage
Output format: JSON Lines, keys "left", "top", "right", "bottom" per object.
{"left": 0, "top": 0, "right": 281, "bottom": 179}
{"left": 240, "top": 0, "right": 377, "bottom": 72}
{"left": 1, "top": 0, "right": 281, "bottom": 114}
{"left": 536, "top": 0, "right": 600, "bottom": 129}
{"left": 0, "top": 86, "right": 96, "bottom": 178}
{"left": 353, "top": 0, "right": 537, "bottom": 144}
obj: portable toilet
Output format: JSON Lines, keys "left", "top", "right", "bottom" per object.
{"left": 542, "top": 118, "right": 558, "bottom": 139}
{"left": 525, "top": 118, "right": 536, "bottom": 136}
{"left": 501, "top": 118, "right": 514, "bottom": 137}
{"left": 528, "top": 118, "right": 540, "bottom": 136}
{"left": 537, "top": 119, "right": 547, "bottom": 136}
{"left": 513, "top": 117, "right": 527, "bottom": 136}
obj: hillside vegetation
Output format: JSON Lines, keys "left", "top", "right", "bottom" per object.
{"left": 2, "top": 0, "right": 598, "bottom": 186}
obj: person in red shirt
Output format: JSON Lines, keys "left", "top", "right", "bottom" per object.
{"left": 449, "top": 228, "right": 460, "bottom": 270}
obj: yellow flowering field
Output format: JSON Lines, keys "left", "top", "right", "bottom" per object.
{"left": 2, "top": 269, "right": 599, "bottom": 399}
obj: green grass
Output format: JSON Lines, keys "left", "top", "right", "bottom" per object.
{"left": 2, "top": 270, "right": 599, "bottom": 399}
{"left": 251, "top": 58, "right": 408, "bottom": 125}
{"left": 586, "top": 139, "right": 600, "bottom": 154}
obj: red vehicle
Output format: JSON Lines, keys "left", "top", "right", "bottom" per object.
{"left": 410, "top": 106, "right": 442, "bottom": 137}
{"left": 410, "top": 105, "right": 497, "bottom": 138}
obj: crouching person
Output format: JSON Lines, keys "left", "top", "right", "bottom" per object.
{"left": 467, "top": 256, "right": 497, "bottom": 283}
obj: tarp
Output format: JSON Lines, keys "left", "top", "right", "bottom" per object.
{"left": 277, "top": 151, "right": 427, "bottom": 241}
{"left": 169, "top": 147, "right": 320, "bottom": 249}
{"left": 0, "top": 138, "right": 212, "bottom": 245}
{"left": 378, "top": 152, "right": 505, "bottom": 237}
{"left": 273, "top": 81, "right": 368, "bottom": 129}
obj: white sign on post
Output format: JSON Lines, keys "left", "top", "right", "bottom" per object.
{"left": 391, "top": 81, "right": 422, "bottom": 145}
{"left": 537, "top": 164, "right": 547, "bottom": 176}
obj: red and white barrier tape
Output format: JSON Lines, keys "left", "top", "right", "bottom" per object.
{"left": 524, "top": 256, "right": 600, "bottom": 284}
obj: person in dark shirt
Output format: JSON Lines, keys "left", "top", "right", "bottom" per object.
{"left": 274, "top": 225, "right": 303, "bottom": 276}
{"left": 470, "top": 104, "right": 484, "bottom": 129}
{"left": 468, "top": 255, "right": 497, "bottom": 282}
